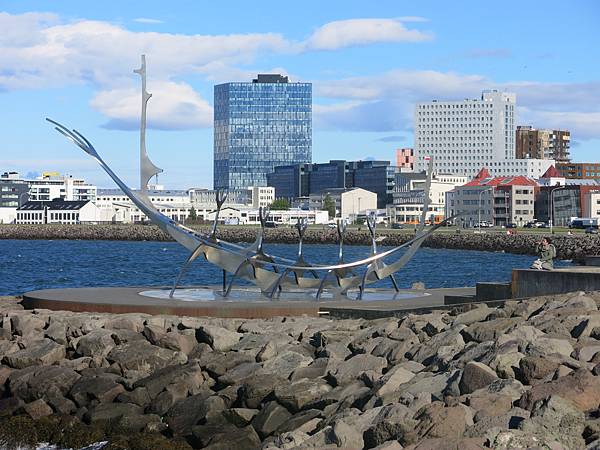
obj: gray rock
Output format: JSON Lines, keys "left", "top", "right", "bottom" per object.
{"left": 10, "top": 314, "right": 46, "bottom": 336}
{"left": 222, "top": 407, "right": 259, "bottom": 427}
{"left": 328, "top": 354, "right": 387, "bottom": 386}
{"left": 262, "top": 350, "right": 313, "bottom": 379}
{"left": 165, "top": 393, "right": 224, "bottom": 436}
{"left": 103, "top": 315, "right": 146, "bottom": 332}
{"left": 519, "top": 395, "right": 585, "bottom": 450}
{"left": 116, "top": 413, "right": 165, "bottom": 433}
{"left": 133, "top": 361, "right": 206, "bottom": 399}
{"left": 197, "top": 325, "right": 242, "bottom": 352}
{"left": 276, "top": 409, "right": 322, "bottom": 433}
{"left": 252, "top": 400, "right": 293, "bottom": 438}
{"left": 332, "top": 419, "right": 364, "bottom": 449}
{"left": 241, "top": 373, "right": 288, "bottom": 409}
{"left": 3, "top": 338, "right": 65, "bottom": 369}
{"left": 414, "top": 402, "right": 469, "bottom": 439}
{"left": 290, "top": 357, "right": 329, "bottom": 380}
{"left": 518, "top": 355, "right": 559, "bottom": 385}
{"left": 84, "top": 402, "right": 143, "bottom": 424}
{"left": 218, "top": 362, "right": 262, "bottom": 386}
{"left": 199, "top": 350, "right": 255, "bottom": 377}
{"left": 192, "top": 418, "right": 261, "bottom": 450}
{"left": 459, "top": 361, "right": 499, "bottom": 395}
{"left": 23, "top": 398, "right": 53, "bottom": 420}
{"left": 106, "top": 340, "right": 187, "bottom": 374}
{"left": 76, "top": 329, "right": 115, "bottom": 358}
{"left": 409, "top": 327, "right": 465, "bottom": 365}
{"left": 526, "top": 337, "right": 574, "bottom": 358}
{"left": 463, "top": 318, "right": 523, "bottom": 343}
{"left": 376, "top": 366, "right": 415, "bottom": 396}
{"left": 69, "top": 374, "right": 125, "bottom": 407}
{"left": 453, "top": 306, "right": 492, "bottom": 326}
{"left": 9, "top": 365, "right": 80, "bottom": 402}
{"left": 274, "top": 378, "right": 332, "bottom": 412}
{"left": 44, "top": 321, "right": 67, "bottom": 345}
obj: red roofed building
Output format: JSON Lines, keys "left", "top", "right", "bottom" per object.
{"left": 446, "top": 167, "right": 538, "bottom": 227}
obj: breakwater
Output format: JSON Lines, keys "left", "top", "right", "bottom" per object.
{"left": 1, "top": 224, "right": 599, "bottom": 261}
{"left": 1, "top": 291, "right": 600, "bottom": 449}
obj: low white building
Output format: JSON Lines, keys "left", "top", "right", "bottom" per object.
{"left": 487, "top": 158, "right": 555, "bottom": 179}
{"left": 309, "top": 188, "right": 378, "bottom": 220}
{"left": 204, "top": 207, "right": 329, "bottom": 225}
{"left": 390, "top": 173, "right": 467, "bottom": 224}
{"left": 16, "top": 200, "right": 99, "bottom": 224}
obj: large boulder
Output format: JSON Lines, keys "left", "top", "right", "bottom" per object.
{"left": 75, "top": 329, "right": 115, "bottom": 358}
{"left": 518, "top": 356, "right": 559, "bottom": 385}
{"left": 3, "top": 338, "right": 65, "bottom": 368}
{"left": 106, "top": 340, "right": 187, "bottom": 374}
{"left": 520, "top": 369, "right": 600, "bottom": 412}
{"left": 459, "top": 361, "right": 499, "bottom": 395}
{"left": 463, "top": 318, "right": 522, "bottom": 343}
{"left": 274, "top": 378, "right": 332, "bottom": 412}
{"left": 519, "top": 395, "right": 585, "bottom": 450}
{"left": 69, "top": 374, "right": 125, "bottom": 407}
{"left": 196, "top": 326, "right": 242, "bottom": 352}
{"left": 261, "top": 350, "right": 313, "bottom": 379}
{"left": 165, "top": 393, "right": 225, "bottom": 436}
{"left": 413, "top": 402, "right": 469, "bottom": 440}
{"left": 328, "top": 354, "right": 387, "bottom": 386}
{"left": 8, "top": 365, "right": 80, "bottom": 402}
{"left": 251, "top": 400, "right": 292, "bottom": 438}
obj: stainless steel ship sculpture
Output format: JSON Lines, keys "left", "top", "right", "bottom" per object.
{"left": 47, "top": 55, "right": 454, "bottom": 301}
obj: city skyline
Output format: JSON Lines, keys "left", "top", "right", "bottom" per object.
{"left": 0, "top": 0, "right": 598, "bottom": 189}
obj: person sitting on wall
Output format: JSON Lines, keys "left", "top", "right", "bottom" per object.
{"left": 530, "top": 237, "right": 556, "bottom": 270}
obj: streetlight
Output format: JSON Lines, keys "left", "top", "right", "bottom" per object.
{"left": 550, "top": 186, "right": 566, "bottom": 234}
{"left": 478, "top": 187, "right": 493, "bottom": 232}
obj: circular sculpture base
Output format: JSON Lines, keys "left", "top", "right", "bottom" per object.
{"left": 21, "top": 286, "right": 471, "bottom": 319}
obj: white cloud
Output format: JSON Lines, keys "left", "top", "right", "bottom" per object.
{"left": 90, "top": 81, "right": 213, "bottom": 130}
{"left": 305, "top": 18, "right": 432, "bottom": 51}
{"left": 133, "top": 18, "right": 164, "bottom": 24}
{"left": 313, "top": 70, "right": 600, "bottom": 140}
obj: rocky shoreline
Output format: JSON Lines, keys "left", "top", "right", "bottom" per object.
{"left": 2, "top": 292, "right": 600, "bottom": 449}
{"left": 2, "top": 224, "right": 600, "bottom": 261}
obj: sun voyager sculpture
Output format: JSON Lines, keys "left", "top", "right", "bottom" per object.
{"left": 47, "top": 56, "right": 454, "bottom": 301}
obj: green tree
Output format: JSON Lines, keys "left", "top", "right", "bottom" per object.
{"left": 188, "top": 207, "right": 197, "bottom": 222}
{"left": 270, "top": 198, "right": 290, "bottom": 210}
{"left": 323, "top": 195, "right": 336, "bottom": 219}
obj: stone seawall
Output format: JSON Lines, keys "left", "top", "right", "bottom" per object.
{"left": 1, "top": 224, "right": 600, "bottom": 261}
{"left": 2, "top": 291, "right": 600, "bottom": 449}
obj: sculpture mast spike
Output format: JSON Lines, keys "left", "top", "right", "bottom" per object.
{"left": 134, "top": 54, "right": 163, "bottom": 192}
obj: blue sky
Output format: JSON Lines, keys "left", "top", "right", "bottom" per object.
{"left": 0, "top": 0, "right": 598, "bottom": 188}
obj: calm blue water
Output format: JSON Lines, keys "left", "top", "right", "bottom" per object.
{"left": 0, "top": 240, "right": 570, "bottom": 296}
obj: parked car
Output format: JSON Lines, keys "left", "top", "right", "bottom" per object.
{"left": 506, "top": 223, "right": 517, "bottom": 228}
{"left": 477, "top": 221, "right": 493, "bottom": 228}
{"left": 391, "top": 223, "right": 403, "bottom": 229}
{"left": 585, "top": 227, "right": 599, "bottom": 234}
{"left": 327, "top": 223, "right": 337, "bottom": 229}
{"left": 536, "top": 222, "right": 548, "bottom": 228}
{"left": 265, "top": 221, "right": 278, "bottom": 228}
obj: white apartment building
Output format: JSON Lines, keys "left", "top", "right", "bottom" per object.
{"left": 27, "top": 172, "right": 97, "bottom": 202}
{"left": 415, "top": 90, "right": 518, "bottom": 178}
{"left": 414, "top": 91, "right": 554, "bottom": 179}
{"left": 189, "top": 186, "right": 274, "bottom": 209}
{"left": 308, "top": 188, "right": 378, "bottom": 220}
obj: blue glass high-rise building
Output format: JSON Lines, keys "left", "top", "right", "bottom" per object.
{"left": 214, "top": 74, "right": 312, "bottom": 190}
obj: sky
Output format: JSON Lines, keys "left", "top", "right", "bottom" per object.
{"left": 0, "top": 0, "right": 598, "bottom": 189}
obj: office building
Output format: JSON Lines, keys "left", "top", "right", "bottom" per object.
{"left": 213, "top": 74, "right": 312, "bottom": 190}
{"left": 446, "top": 168, "right": 537, "bottom": 227}
{"left": 516, "top": 126, "right": 571, "bottom": 162}
{"left": 189, "top": 186, "right": 274, "bottom": 209}
{"left": 267, "top": 160, "right": 396, "bottom": 209}
{"left": 556, "top": 162, "right": 600, "bottom": 179}
{"left": 396, "top": 148, "right": 415, "bottom": 171}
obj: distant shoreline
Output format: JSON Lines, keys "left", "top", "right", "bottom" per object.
{"left": 0, "top": 223, "right": 596, "bottom": 261}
